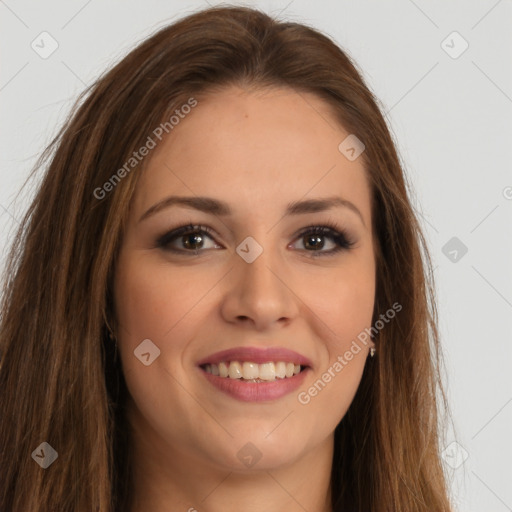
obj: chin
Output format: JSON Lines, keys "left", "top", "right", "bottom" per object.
{"left": 202, "top": 428, "right": 308, "bottom": 472}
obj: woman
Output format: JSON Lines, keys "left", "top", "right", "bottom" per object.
{"left": 0, "top": 5, "right": 453, "bottom": 511}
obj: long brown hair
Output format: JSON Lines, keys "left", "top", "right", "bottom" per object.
{"left": 0, "top": 5, "right": 453, "bottom": 511}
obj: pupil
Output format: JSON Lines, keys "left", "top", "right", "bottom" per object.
{"left": 184, "top": 233, "right": 203, "bottom": 249}
{"left": 305, "top": 234, "right": 324, "bottom": 250}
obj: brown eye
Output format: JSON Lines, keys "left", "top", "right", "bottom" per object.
{"left": 291, "top": 225, "right": 355, "bottom": 257}
{"left": 156, "top": 224, "right": 221, "bottom": 253}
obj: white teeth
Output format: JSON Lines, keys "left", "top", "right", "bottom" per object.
{"left": 275, "top": 361, "right": 286, "bottom": 379}
{"left": 242, "top": 362, "right": 259, "bottom": 380}
{"left": 259, "top": 362, "right": 276, "bottom": 381}
{"left": 204, "top": 361, "right": 305, "bottom": 380}
{"left": 218, "top": 361, "right": 229, "bottom": 378}
{"left": 228, "top": 361, "right": 243, "bottom": 379}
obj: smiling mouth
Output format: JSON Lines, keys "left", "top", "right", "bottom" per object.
{"left": 200, "top": 360, "right": 308, "bottom": 382}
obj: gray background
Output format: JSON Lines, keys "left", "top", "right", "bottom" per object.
{"left": 1, "top": 1, "right": 511, "bottom": 510}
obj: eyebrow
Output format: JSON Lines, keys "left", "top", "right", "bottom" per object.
{"left": 138, "top": 195, "right": 366, "bottom": 227}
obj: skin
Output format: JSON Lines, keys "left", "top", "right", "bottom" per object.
{"left": 113, "top": 85, "right": 376, "bottom": 512}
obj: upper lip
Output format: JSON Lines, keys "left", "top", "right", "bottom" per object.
{"left": 197, "top": 346, "right": 312, "bottom": 367}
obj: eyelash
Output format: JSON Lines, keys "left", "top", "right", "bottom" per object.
{"left": 155, "top": 221, "right": 356, "bottom": 257}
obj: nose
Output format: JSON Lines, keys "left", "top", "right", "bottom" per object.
{"left": 220, "top": 246, "right": 299, "bottom": 331}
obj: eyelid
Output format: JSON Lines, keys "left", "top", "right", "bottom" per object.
{"left": 154, "top": 223, "right": 219, "bottom": 250}
{"left": 292, "top": 224, "right": 356, "bottom": 253}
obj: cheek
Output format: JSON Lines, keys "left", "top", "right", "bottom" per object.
{"left": 306, "top": 258, "right": 376, "bottom": 345}
{"left": 112, "top": 255, "right": 207, "bottom": 436}
{"left": 114, "top": 254, "right": 202, "bottom": 339}
{"left": 298, "top": 269, "right": 373, "bottom": 427}
{"left": 331, "top": 278, "right": 374, "bottom": 341}
{"left": 297, "top": 260, "right": 374, "bottom": 421}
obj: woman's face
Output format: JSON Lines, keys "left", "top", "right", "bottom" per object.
{"left": 114, "top": 85, "right": 376, "bottom": 472}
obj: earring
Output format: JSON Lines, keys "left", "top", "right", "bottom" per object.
{"left": 370, "top": 346, "right": 376, "bottom": 358}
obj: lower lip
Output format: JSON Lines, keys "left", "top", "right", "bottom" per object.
{"left": 200, "top": 367, "right": 310, "bottom": 402}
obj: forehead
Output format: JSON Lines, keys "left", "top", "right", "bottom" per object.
{"left": 132, "top": 86, "right": 372, "bottom": 223}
